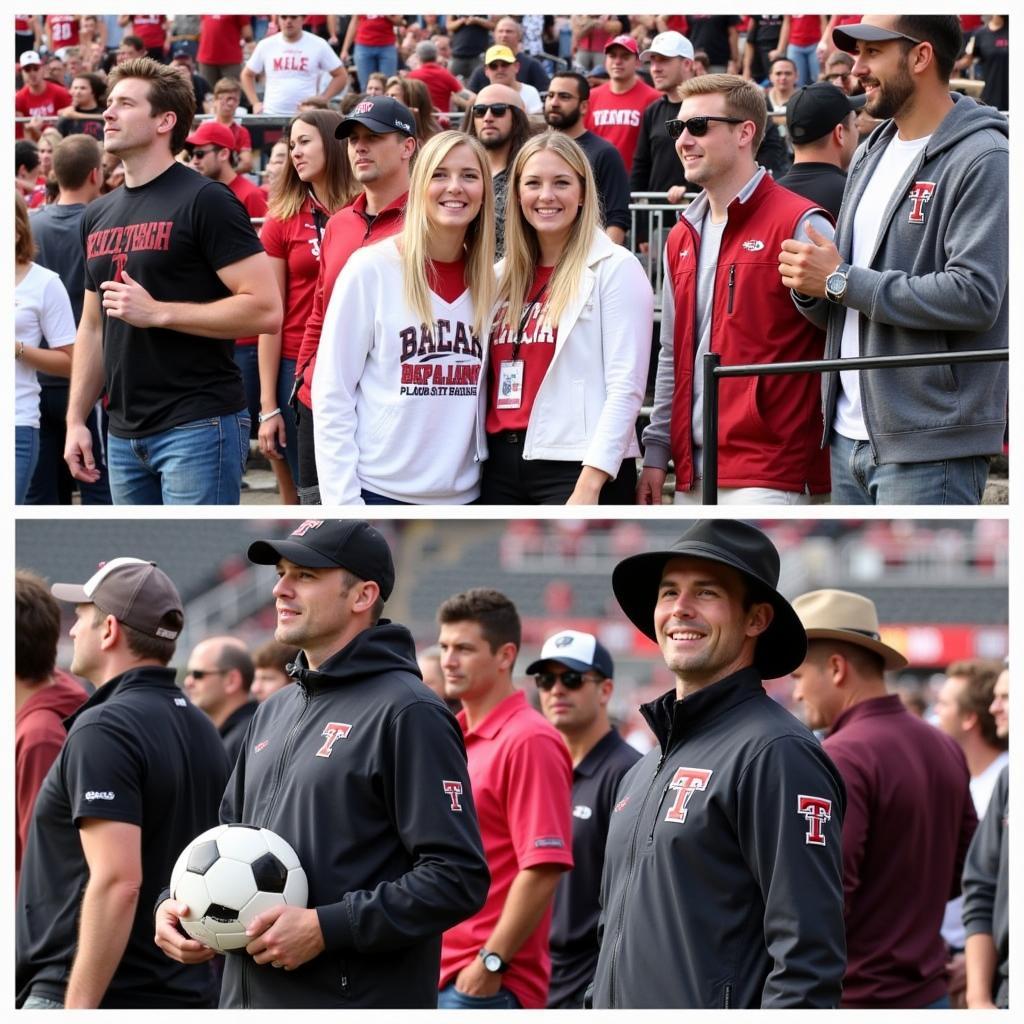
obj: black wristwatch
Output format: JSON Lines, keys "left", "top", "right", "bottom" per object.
{"left": 479, "top": 948, "right": 510, "bottom": 974}
{"left": 825, "top": 262, "right": 850, "bottom": 304}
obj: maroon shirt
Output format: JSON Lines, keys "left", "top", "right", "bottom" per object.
{"left": 823, "top": 695, "right": 977, "bottom": 1008}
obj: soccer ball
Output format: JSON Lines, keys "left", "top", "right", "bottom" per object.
{"left": 170, "top": 823, "right": 309, "bottom": 954}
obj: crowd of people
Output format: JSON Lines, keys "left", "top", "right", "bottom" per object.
{"left": 14, "top": 14, "right": 1008, "bottom": 506}
{"left": 14, "top": 517, "right": 1010, "bottom": 1007}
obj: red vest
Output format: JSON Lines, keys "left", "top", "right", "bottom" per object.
{"left": 665, "top": 174, "right": 831, "bottom": 493}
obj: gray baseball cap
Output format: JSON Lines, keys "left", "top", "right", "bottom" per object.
{"left": 51, "top": 557, "right": 184, "bottom": 640}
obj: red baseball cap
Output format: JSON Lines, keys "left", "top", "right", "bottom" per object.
{"left": 604, "top": 34, "right": 639, "bottom": 56}
{"left": 184, "top": 121, "right": 236, "bottom": 152}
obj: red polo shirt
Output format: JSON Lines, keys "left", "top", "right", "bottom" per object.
{"left": 440, "top": 689, "right": 574, "bottom": 1009}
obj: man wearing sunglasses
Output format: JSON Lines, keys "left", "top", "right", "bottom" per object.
{"left": 780, "top": 15, "right": 1008, "bottom": 506}
{"left": 462, "top": 84, "right": 530, "bottom": 259}
{"left": 530, "top": 630, "right": 640, "bottom": 1009}
{"left": 638, "top": 74, "right": 834, "bottom": 506}
{"left": 183, "top": 635, "right": 257, "bottom": 765}
{"left": 482, "top": 44, "right": 543, "bottom": 115}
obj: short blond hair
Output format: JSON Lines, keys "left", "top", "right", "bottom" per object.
{"left": 679, "top": 73, "right": 767, "bottom": 151}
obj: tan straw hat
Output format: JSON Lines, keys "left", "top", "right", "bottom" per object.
{"left": 792, "top": 589, "right": 908, "bottom": 670}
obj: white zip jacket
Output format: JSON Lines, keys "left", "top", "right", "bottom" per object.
{"left": 313, "top": 238, "right": 488, "bottom": 505}
{"left": 487, "top": 230, "right": 653, "bottom": 478}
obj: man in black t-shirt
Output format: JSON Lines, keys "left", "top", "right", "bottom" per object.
{"left": 64, "top": 57, "right": 281, "bottom": 505}
{"left": 16, "top": 558, "right": 229, "bottom": 1008}
{"left": 531, "top": 630, "right": 641, "bottom": 1009}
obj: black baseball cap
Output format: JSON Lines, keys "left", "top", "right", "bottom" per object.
{"left": 247, "top": 520, "right": 396, "bottom": 601}
{"left": 786, "top": 82, "right": 866, "bottom": 144}
{"left": 336, "top": 96, "right": 416, "bottom": 139}
{"left": 832, "top": 22, "right": 923, "bottom": 54}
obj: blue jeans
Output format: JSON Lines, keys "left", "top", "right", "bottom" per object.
{"left": 787, "top": 43, "right": 820, "bottom": 87}
{"left": 354, "top": 43, "right": 397, "bottom": 89}
{"left": 22, "top": 994, "right": 64, "bottom": 1009}
{"left": 107, "top": 412, "right": 250, "bottom": 505}
{"left": 15, "top": 425, "right": 39, "bottom": 504}
{"left": 437, "top": 983, "right": 521, "bottom": 1009}
{"left": 830, "top": 433, "right": 989, "bottom": 505}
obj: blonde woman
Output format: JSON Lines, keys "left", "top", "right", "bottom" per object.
{"left": 313, "top": 130, "right": 496, "bottom": 504}
{"left": 15, "top": 194, "right": 75, "bottom": 502}
{"left": 482, "top": 131, "right": 653, "bottom": 504}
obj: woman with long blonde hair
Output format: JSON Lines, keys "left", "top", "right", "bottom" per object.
{"left": 313, "top": 129, "right": 496, "bottom": 504}
{"left": 255, "top": 109, "right": 357, "bottom": 504}
{"left": 482, "top": 131, "right": 653, "bottom": 504}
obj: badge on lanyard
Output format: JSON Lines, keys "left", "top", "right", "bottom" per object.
{"left": 496, "top": 360, "right": 524, "bottom": 409}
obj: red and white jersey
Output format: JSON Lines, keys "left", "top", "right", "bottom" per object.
{"left": 585, "top": 78, "right": 660, "bottom": 173}
{"left": 46, "top": 15, "right": 80, "bottom": 48}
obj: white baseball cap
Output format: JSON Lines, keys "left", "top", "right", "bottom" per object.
{"left": 525, "top": 630, "right": 614, "bottom": 677}
{"left": 640, "top": 31, "right": 695, "bottom": 62}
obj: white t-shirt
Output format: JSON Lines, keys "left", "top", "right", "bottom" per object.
{"left": 518, "top": 82, "right": 543, "bottom": 114}
{"left": 245, "top": 30, "right": 343, "bottom": 116}
{"left": 312, "top": 238, "right": 485, "bottom": 505}
{"left": 834, "top": 132, "right": 931, "bottom": 440}
{"left": 15, "top": 263, "right": 76, "bottom": 428}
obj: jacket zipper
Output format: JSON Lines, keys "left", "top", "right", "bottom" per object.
{"left": 723, "top": 983, "right": 732, "bottom": 1008}
{"left": 727, "top": 264, "right": 736, "bottom": 314}
{"left": 262, "top": 687, "right": 313, "bottom": 827}
{"left": 647, "top": 780, "right": 673, "bottom": 844}
{"left": 242, "top": 953, "right": 251, "bottom": 1009}
{"left": 607, "top": 752, "right": 667, "bottom": 1006}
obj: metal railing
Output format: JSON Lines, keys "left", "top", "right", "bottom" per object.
{"left": 700, "top": 348, "right": 1008, "bottom": 504}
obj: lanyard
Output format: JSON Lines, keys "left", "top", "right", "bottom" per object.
{"left": 309, "top": 190, "right": 327, "bottom": 247}
{"left": 510, "top": 280, "right": 548, "bottom": 363}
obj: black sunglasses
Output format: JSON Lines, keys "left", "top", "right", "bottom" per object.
{"left": 473, "top": 103, "right": 510, "bottom": 118}
{"left": 186, "top": 668, "right": 226, "bottom": 680}
{"left": 533, "top": 670, "right": 601, "bottom": 691}
{"left": 190, "top": 148, "right": 216, "bottom": 159}
{"left": 666, "top": 115, "right": 744, "bottom": 139}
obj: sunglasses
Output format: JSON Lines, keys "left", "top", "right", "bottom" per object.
{"left": 190, "top": 148, "right": 217, "bottom": 159}
{"left": 487, "top": 61, "right": 513, "bottom": 70}
{"left": 186, "top": 668, "right": 226, "bottom": 680}
{"left": 666, "top": 115, "right": 745, "bottom": 139}
{"left": 473, "top": 103, "right": 510, "bottom": 118}
{"left": 533, "top": 670, "right": 602, "bottom": 691}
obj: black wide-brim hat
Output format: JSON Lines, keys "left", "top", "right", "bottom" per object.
{"left": 612, "top": 520, "right": 807, "bottom": 679}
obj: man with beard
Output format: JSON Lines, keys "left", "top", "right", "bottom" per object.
{"left": 544, "top": 72, "right": 630, "bottom": 245}
{"left": 779, "top": 16, "right": 1008, "bottom": 505}
{"left": 462, "top": 84, "right": 531, "bottom": 259}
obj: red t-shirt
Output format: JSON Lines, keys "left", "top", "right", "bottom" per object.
{"left": 198, "top": 15, "right": 249, "bottom": 66}
{"left": 486, "top": 264, "right": 557, "bottom": 434}
{"left": 261, "top": 196, "right": 332, "bottom": 360}
{"left": 585, "top": 78, "right": 661, "bottom": 173}
{"left": 408, "top": 62, "right": 464, "bottom": 113}
{"left": 663, "top": 15, "right": 688, "bottom": 35}
{"left": 225, "top": 120, "right": 253, "bottom": 153}
{"left": 129, "top": 15, "right": 166, "bottom": 50}
{"left": 789, "top": 15, "right": 824, "bottom": 47}
{"left": 428, "top": 256, "right": 468, "bottom": 304}
{"left": 577, "top": 26, "right": 613, "bottom": 53}
{"left": 15, "top": 81, "right": 73, "bottom": 138}
{"left": 440, "top": 690, "right": 574, "bottom": 1009}
{"left": 47, "top": 15, "right": 80, "bottom": 48}
{"left": 355, "top": 15, "right": 398, "bottom": 47}
{"left": 229, "top": 172, "right": 268, "bottom": 219}
{"left": 296, "top": 190, "right": 407, "bottom": 407}
{"left": 960, "top": 15, "right": 984, "bottom": 33}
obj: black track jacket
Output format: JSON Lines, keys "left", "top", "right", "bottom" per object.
{"left": 591, "top": 667, "right": 847, "bottom": 1008}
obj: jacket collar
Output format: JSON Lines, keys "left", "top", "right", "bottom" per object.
{"left": 63, "top": 664, "right": 179, "bottom": 730}
{"left": 459, "top": 688, "right": 527, "bottom": 740}
{"left": 350, "top": 188, "right": 409, "bottom": 220}
{"left": 640, "top": 666, "right": 765, "bottom": 754}
{"left": 828, "top": 693, "right": 904, "bottom": 737}
{"left": 684, "top": 166, "right": 767, "bottom": 228}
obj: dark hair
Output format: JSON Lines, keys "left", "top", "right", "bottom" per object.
{"left": 770, "top": 56, "right": 798, "bottom": 73}
{"left": 269, "top": 109, "right": 355, "bottom": 220}
{"left": 808, "top": 637, "right": 887, "bottom": 679}
{"left": 437, "top": 588, "right": 521, "bottom": 653}
{"left": 121, "top": 34, "right": 146, "bottom": 52}
{"left": 52, "top": 133, "right": 103, "bottom": 190}
{"left": 16, "top": 571, "right": 61, "bottom": 682}
{"left": 107, "top": 56, "right": 197, "bottom": 154}
{"left": 893, "top": 15, "right": 963, "bottom": 81}
{"left": 340, "top": 569, "right": 385, "bottom": 624}
{"left": 73, "top": 72, "right": 106, "bottom": 107}
{"left": 93, "top": 603, "right": 181, "bottom": 665}
{"left": 16, "top": 139, "right": 39, "bottom": 175}
{"left": 946, "top": 658, "right": 1007, "bottom": 749}
{"left": 550, "top": 71, "right": 590, "bottom": 102}
{"left": 216, "top": 640, "right": 255, "bottom": 692}
{"left": 252, "top": 639, "right": 299, "bottom": 673}
{"left": 462, "top": 100, "right": 534, "bottom": 164}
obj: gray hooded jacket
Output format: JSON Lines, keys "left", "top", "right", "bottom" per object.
{"left": 796, "top": 93, "right": 1008, "bottom": 463}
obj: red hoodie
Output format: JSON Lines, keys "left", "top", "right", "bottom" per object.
{"left": 16, "top": 670, "right": 88, "bottom": 886}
